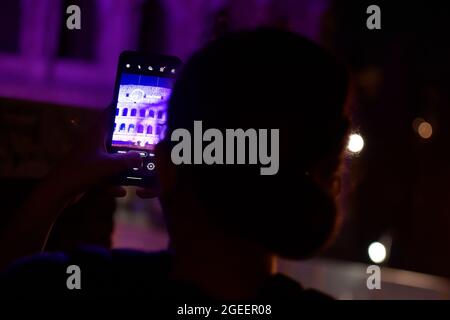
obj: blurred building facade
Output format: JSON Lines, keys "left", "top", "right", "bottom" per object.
{"left": 0, "top": 0, "right": 329, "bottom": 108}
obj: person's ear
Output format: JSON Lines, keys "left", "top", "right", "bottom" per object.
{"left": 155, "top": 140, "right": 177, "bottom": 196}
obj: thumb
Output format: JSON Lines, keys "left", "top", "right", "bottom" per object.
{"left": 95, "top": 152, "right": 143, "bottom": 179}
{"left": 44, "top": 152, "right": 144, "bottom": 200}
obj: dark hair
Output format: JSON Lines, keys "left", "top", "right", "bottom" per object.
{"left": 167, "top": 28, "right": 350, "bottom": 259}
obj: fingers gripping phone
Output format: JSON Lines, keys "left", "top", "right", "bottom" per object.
{"left": 107, "top": 51, "right": 181, "bottom": 186}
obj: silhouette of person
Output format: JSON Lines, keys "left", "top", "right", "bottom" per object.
{"left": 0, "top": 28, "right": 350, "bottom": 300}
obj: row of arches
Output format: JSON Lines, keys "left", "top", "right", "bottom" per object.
{"left": 114, "top": 123, "right": 164, "bottom": 135}
{"left": 116, "top": 108, "right": 165, "bottom": 119}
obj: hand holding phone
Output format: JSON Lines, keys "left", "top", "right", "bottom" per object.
{"left": 107, "top": 51, "right": 181, "bottom": 187}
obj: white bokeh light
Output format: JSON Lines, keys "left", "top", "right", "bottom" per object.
{"left": 347, "top": 133, "right": 364, "bottom": 153}
{"left": 368, "top": 242, "right": 387, "bottom": 264}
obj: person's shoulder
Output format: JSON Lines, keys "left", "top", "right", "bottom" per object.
{"left": 259, "top": 274, "right": 334, "bottom": 300}
{"left": 0, "top": 250, "right": 73, "bottom": 297}
{"left": 109, "top": 248, "right": 172, "bottom": 294}
{"left": 0, "top": 246, "right": 171, "bottom": 297}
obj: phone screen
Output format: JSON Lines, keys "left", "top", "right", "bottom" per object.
{"left": 108, "top": 52, "right": 181, "bottom": 185}
{"left": 112, "top": 73, "right": 172, "bottom": 150}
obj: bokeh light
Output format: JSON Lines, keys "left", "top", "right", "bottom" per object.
{"left": 347, "top": 133, "right": 365, "bottom": 153}
{"left": 368, "top": 242, "right": 387, "bottom": 264}
{"left": 418, "top": 121, "right": 433, "bottom": 139}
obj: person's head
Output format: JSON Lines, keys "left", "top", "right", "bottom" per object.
{"left": 157, "top": 28, "right": 350, "bottom": 260}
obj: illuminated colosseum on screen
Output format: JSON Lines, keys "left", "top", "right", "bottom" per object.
{"left": 112, "top": 84, "right": 171, "bottom": 150}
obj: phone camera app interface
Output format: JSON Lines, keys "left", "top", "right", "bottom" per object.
{"left": 112, "top": 73, "right": 172, "bottom": 151}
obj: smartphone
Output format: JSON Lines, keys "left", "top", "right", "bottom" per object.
{"left": 107, "top": 51, "right": 181, "bottom": 186}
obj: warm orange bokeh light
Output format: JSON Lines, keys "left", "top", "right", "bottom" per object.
{"left": 418, "top": 121, "right": 433, "bottom": 139}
